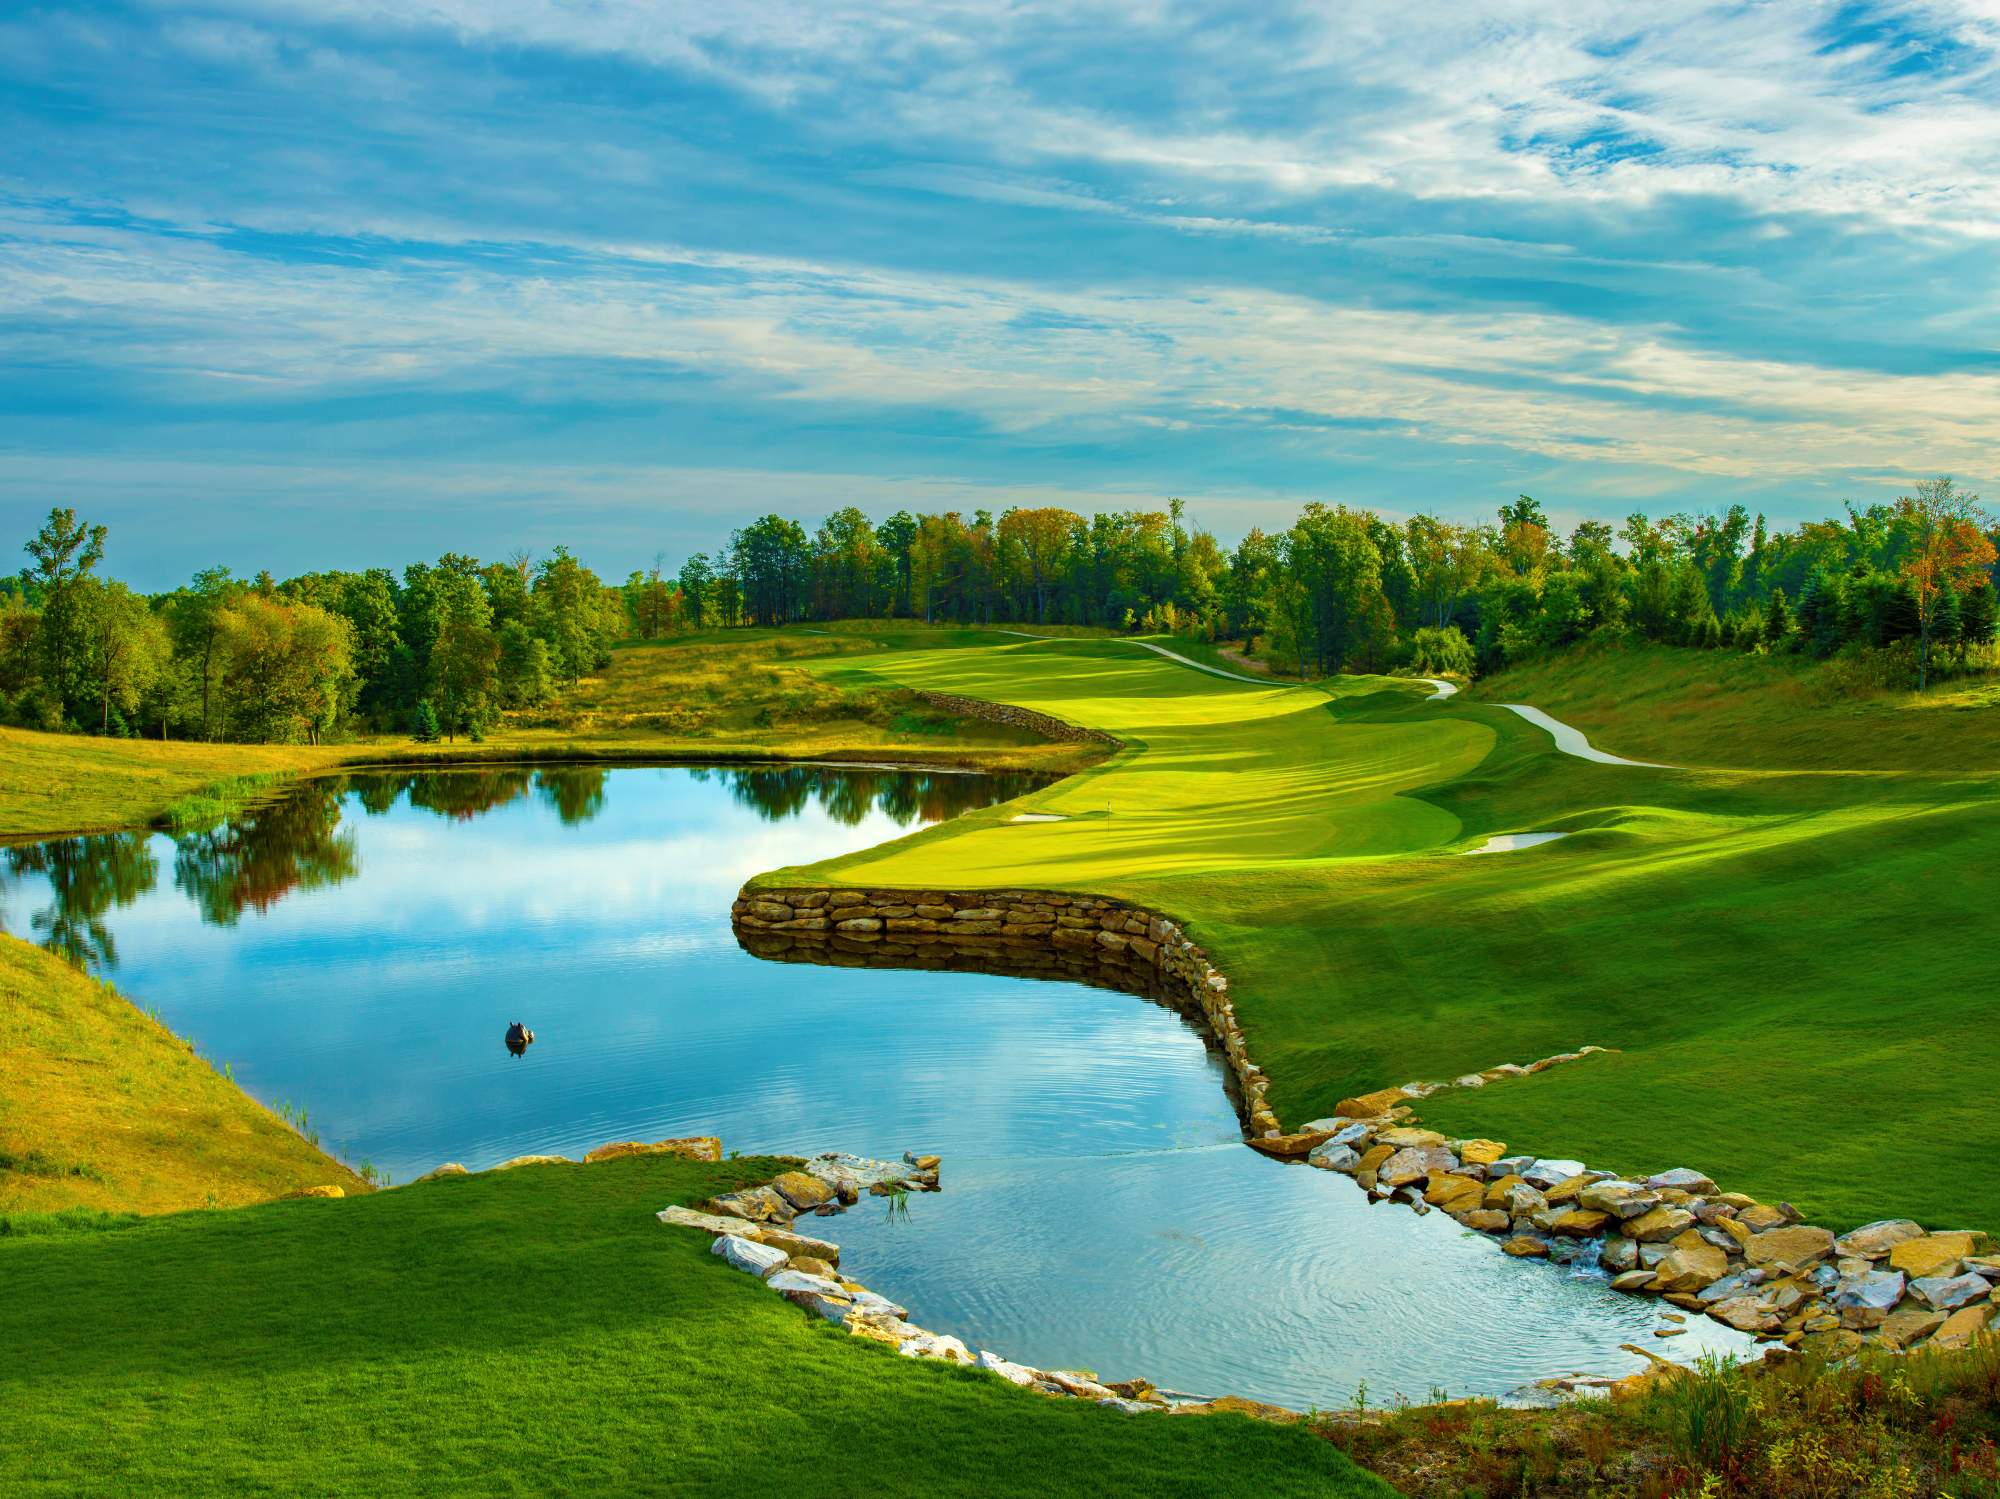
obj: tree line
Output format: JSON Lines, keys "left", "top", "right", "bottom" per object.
{"left": 6, "top": 480, "right": 1995, "bottom": 744}
{"left": 4, "top": 510, "right": 625, "bottom": 743}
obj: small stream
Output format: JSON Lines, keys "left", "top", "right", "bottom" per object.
{"left": 3, "top": 764, "right": 1748, "bottom": 1406}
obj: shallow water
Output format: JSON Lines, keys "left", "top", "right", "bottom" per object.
{"left": 5, "top": 764, "right": 1748, "bottom": 1405}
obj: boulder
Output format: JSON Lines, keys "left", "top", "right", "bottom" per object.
{"left": 975, "top": 1350, "right": 1038, "bottom": 1387}
{"left": 1600, "top": 1238, "right": 1639, "bottom": 1273}
{"left": 1878, "top": 1305, "right": 1949, "bottom": 1350}
{"left": 1356, "top": 1143, "right": 1396, "bottom": 1176}
{"left": 1645, "top": 1169, "right": 1719, "bottom": 1194}
{"left": 707, "top": 1186, "right": 795, "bottom": 1224}
{"left": 1248, "top": 1127, "right": 1339, "bottom": 1159}
{"left": 1698, "top": 1268, "right": 1764, "bottom": 1305}
{"left": 657, "top": 1205, "right": 763, "bottom": 1236}
{"left": 764, "top": 1269, "right": 851, "bottom": 1317}
{"left": 788, "top": 1255, "right": 838, "bottom": 1279}
{"left": 1890, "top": 1233, "right": 1980, "bottom": 1280}
{"left": 1482, "top": 1174, "right": 1526, "bottom": 1210}
{"left": 1376, "top": 1127, "right": 1449, "bottom": 1149}
{"left": 1378, "top": 1146, "right": 1456, "bottom": 1188}
{"left": 1544, "top": 1173, "right": 1602, "bottom": 1207}
{"left": 1832, "top": 1270, "right": 1906, "bottom": 1329}
{"left": 1548, "top": 1208, "right": 1613, "bottom": 1237}
{"left": 1909, "top": 1272, "right": 1992, "bottom": 1312}
{"left": 1743, "top": 1225, "right": 1834, "bottom": 1270}
{"left": 583, "top": 1136, "right": 723, "bottom": 1164}
{"left": 1457, "top": 1209, "right": 1510, "bottom": 1233}
{"left": 415, "top": 1163, "right": 469, "bottom": 1182}
{"left": 1425, "top": 1176, "right": 1485, "bottom": 1214}
{"left": 1930, "top": 1304, "right": 1996, "bottom": 1350}
{"left": 1307, "top": 1144, "right": 1361, "bottom": 1173}
{"left": 1502, "top": 1237, "right": 1549, "bottom": 1258}
{"left": 899, "top": 1331, "right": 974, "bottom": 1363}
{"left": 1336, "top": 1087, "right": 1412, "bottom": 1118}
{"left": 1833, "top": 1219, "right": 1925, "bottom": 1261}
{"left": 1653, "top": 1243, "right": 1729, "bottom": 1294}
{"left": 1457, "top": 1139, "right": 1508, "bottom": 1166}
{"left": 1967, "top": 1255, "right": 2000, "bottom": 1281}
{"left": 712, "top": 1234, "right": 789, "bottom": 1278}
{"left": 1623, "top": 1206, "right": 1697, "bottom": 1243}
{"left": 1522, "top": 1159, "right": 1589, "bottom": 1190}
{"left": 749, "top": 1225, "right": 841, "bottom": 1264}
{"left": 770, "top": 1171, "right": 838, "bottom": 1211}
{"left": 495, "top": 1155, "right": 571, "bottom": 1171}
{"left": 1708, "top": 1296, "right": 1780, "bottom": 1334}
{"left": 1611, "top": 1269, "right": 1659, "bottom": 1293}
{"left": 1504, "top": 1182, "right": 1549, "bottom": 1216}
{"left": 1490, "top": 1155, "right": 1537, "bottom": 1178}
{"left": 1580, "top": 1181, "right": 1662, "bottom": 1219}
{"left": 1735, "top": 1203, "right": 1792, "bottom": 1232}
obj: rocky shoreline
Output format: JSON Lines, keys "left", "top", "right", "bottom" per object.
{"left": 732, "top": 881, "right": 1999, "bottom": 1368}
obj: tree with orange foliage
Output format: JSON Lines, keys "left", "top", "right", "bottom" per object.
{"left": 1896, "top": 476, "right": 1996, "bottom": 689}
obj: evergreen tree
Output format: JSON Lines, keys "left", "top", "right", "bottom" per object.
{"left": 1959, "top": 576, "right": 1998, "bottom": 651}
{"left": 412, "top": 698, "right": 440, "bottom": 743}
{"left": 1763, "top": 586, "right": 1793, "bottom": 647}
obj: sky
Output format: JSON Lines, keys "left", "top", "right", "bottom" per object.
{"left": 3, "top": 1, "right": 1998, "bottom": 588}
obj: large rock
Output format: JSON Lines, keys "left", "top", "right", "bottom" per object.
{"left": 899, "top": 1331, "right": 975, "bottom": 1362}
{"left": 1521, "top": 1159, "right": 1589, "bottom": 1190}
{"left": 976, "top": 1350, "right": 1038, "bottom": 1386}
{"left": 1834, "top": 1219, "right": 1926, "bottom": 1260}
{"left": 1247, "top": 1127, "right": 1340, "bottom": 1160}
{"left": 707, "top": 1185, "right": 796, "bottom": 1224}
{"left": 1879, "top": 1304, "right": 1949, "bottom": 1350}
{"left": 1890, "top": 1233, "right": 1980, "bottom": 1280}
{"left": 770, "top": 1171, "right": 839, "bottom": 1211}
{"left": 1307, "top": 1143, "right": 1361, "bottom": 1173}
{"left": 1735, "top": 1203, "right": 1792, "bottom": 1232}
{"left": 750, "top": 1225, "right": 841, "bottom": 1264}
{"left": 1707, "top": 1296, "right": 1780, "bottom": 1334}
{"left": 1832, "top": 1270, "right": 1907, "bottom": 1329}
{"left": 1645, "top": 1168, "right": 1719, "bottom": 1194}
{"left": 1457, "top": 1139, "right": 1507, "bottom": 1166}
{"left": 712, "top": 1234, "right": 789, "bottom": 1277}
{"left": 1743, "top": 1225, "right": 1835, "bottom": 1269}
{"left": 1376, "top": 1127, "right": 1449, "bottom": 1150}
{"left": 657, "top": 1205, "right": 760, "bottom": 1236}
{"left": 1425, "top": 1176, "right": 1485, "bottom": 1214}
{"left": 495, "top": 1155, "right": 571, "bottom": 1171}
{"left": 1580, "top": 1181, "right": 1661, "bottom": 1220}
{"left": 1623, "top": 1206, "right": 1697, "bottom": 1243}
{"left": 1600, "top": 1237, "right": 1639, "bottom": 1274}
{"left": 1502, "top": 1237, "right": 1549, "bottom": 1258}
{"left": 1931, "top": 1304, "right": 1996, "bottom": 1350}
{"left": 1504, "top": 1182, "right": 1548, "bottom": 1216}
{"left": 415, "top": 1163, "right": 469, "bottom": 1182}
{"left": 1909, "top": 1272, "right": 1993, "bottom": 1312}
{"left": 1548, "top": 1208, "right": 1613, "bottom": 1238}
{"left": 1336, "top": 1086, "right": 1413, "bottom": 1118}
{"left": 1653, "top": 1243, "right": 1729, "bottom": 1294}
{"left": 1457, "top": 1208, "right": 1510, "bottom": 1233}
{"left": 801, "top": 1151, "right": 930, "bottom": 1195}
{"left": 1610, "top": 1269, "right": 1659, "bottom": 1293}
{"left": 1379, "top": 1146, "right": 1456, "bottom": 1188}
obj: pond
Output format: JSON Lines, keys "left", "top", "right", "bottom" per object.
{"left": 3, "top": 763, "right": 1749, "bottom": 1406}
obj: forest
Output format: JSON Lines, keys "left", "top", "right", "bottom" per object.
{"left": 4, "top": 481, "right": 1995, "bottom": 744}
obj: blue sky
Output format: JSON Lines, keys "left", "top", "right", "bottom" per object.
{"left": 3, "top": 1, "right": 1998, "bottom": 586}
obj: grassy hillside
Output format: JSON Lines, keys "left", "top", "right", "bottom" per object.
{"left": 1470, "top": 637, "right": 2000, "bottom": 772}
{"left": 758, "top": 632, "right": 2000, "bottom": 1231}
{"left": 0, "top": 626, "right": 1096, "bottom": 841}
{"left": 0, "top": 936, "right": 365, "bottom": 1214}
{"left": 0, "top": 1155, "right": 1383, "bottom": 1497}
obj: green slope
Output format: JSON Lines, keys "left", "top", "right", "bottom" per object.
{"left": 0, "top": 1157, "right": 1382, "bottom": 1497}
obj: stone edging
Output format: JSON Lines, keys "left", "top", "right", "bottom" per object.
{"left": 912, "top": 691, "right": 1120, "bottom": 747}
{"left": 734, "top": 882, "right": 2000, "bottom": 1370}
{"left": 732, "top": 883, "right": 1280, "bottom": 1135}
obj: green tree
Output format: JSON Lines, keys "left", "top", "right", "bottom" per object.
{"left": 1958, "top": 576, "right": 1997, "bottom": 653}
{"left": 676, "top": 554, "right": 713, "bottom": 631}
{"left": 1763, "top": 585, "right": 1793, "bottom": 647}
{"left": 21, "top": 506, "right": 107, "bottom": 723}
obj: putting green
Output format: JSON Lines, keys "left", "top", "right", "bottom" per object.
{"left": 774, "top": 634, "right": 2000, "bottom": 1234}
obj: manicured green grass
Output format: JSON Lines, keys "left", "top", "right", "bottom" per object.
{"left": 0, "top": 936, "right": 367, "bottom": 1214}
{"left": 764, "top": 633, "right": 2000, "bottom": 1233}
{"left": 0, "top": 1155, "right": 1383, "bottom": 1497}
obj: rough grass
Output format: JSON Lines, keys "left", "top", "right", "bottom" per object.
{"left": 761, "top": 632, "right": 2000, "bottom": 1232}
{"left": 0, "top": 936, "right": 366, "bottom": 1213}
{"left": 0, "top": 1155, "right": 1386, "bottom": 1497}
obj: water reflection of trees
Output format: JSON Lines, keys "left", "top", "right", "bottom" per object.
{"left": 3, "top": 763, "right": 1045, "bottom": 971}
{"left": 700, "top": 766, "right": 1050, "bottom": 827}
{"left": 2, "top": 834, "right": 158, "bottom": 970}
{"left": 172, "top": 785, "right": 360, "bottom": 927}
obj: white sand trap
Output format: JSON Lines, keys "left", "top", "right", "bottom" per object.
{"left": 1010, "top": 813, "right": 1068, "bottom": 823}
{"left": 1462, "top": 832, "right": 1571, "bottom": 856}
{"left": 1498, "top": 704, "right": 1670, "bottom": 767}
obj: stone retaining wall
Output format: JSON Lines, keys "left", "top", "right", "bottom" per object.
{"left": 913, "top": 691, "right": 1119, "bottom": 747}
{"left": 732, "top": 883, "right": 1280, "bottom": 1136}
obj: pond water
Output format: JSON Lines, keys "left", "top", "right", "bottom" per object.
{"left": 4, "top": 764, "right": 1748, "bottom": 1406}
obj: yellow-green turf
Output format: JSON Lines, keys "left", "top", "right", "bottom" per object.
{"left": 762, "top": 632, "right": 2000, "bottom": 1234}
{"left": 0, "top": 1157, "right": 1385, "bottom": 1497}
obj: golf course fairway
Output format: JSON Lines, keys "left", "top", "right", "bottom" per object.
{"left": 767, "top": 632, "right": 2000, "bottom": 1234}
